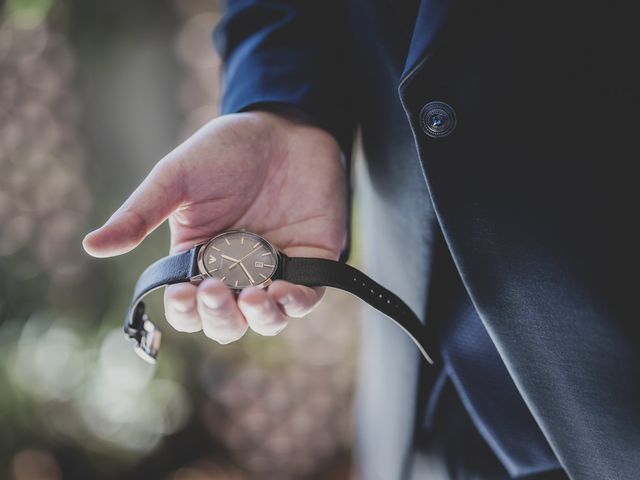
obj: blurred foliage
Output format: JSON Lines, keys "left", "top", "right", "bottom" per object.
{"left": 0, "top": 1, "right": 359, "bottom": 479}
{"left": 4, "top": 0, "right": 54, "bottom": 28}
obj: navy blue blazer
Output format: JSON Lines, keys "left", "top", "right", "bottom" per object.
{"left": 213, "top": 1, "right": 640, "bottom": 479}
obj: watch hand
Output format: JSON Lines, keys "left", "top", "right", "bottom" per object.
{"left": 221, "top": 254, "right": 240, "bottom": 263}
{"left": 239, "top": 261, "right": 255, "bottom": 285}
{"left": 228, "top": 250, "right": 257, "bottom": 270}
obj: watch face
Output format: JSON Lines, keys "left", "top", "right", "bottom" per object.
{"left": 197, "top": 231, "right": 279, "bottom": 290}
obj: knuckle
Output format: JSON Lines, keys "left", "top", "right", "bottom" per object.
{"left": 201, "top": 307, "right": 238, "bottom": 328}
{"left": 199, "top": 290, "right": 231, "bottom": 312}
{"left": 120, "top": 208, "right": 149, "bottom": 243}
{"left": 242, "top": 299, "right": 278, "bottom": 320}
{"left": 246, "top": 309, "right": 277, "bottom": 326}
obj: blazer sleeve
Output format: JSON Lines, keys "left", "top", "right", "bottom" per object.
{"left": 213, "top": 0, "right": 356, "bottom": 156}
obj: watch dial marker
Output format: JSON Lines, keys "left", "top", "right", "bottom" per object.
{"left": 261, "top": 252, "right": 272, "bottom": 257}
{"left": 253, "top": 241, "right": 260, "bottom": 249}
{"left": 241, "top": 236, "right": 244, "bottom": 245}
{"left": 263, "top": 264, "right": 275, "bottom": 268}
{"left": 211, "top": 245, "right": 220, "bottom": 252}
{"left": 234, "top": 280, "right": 238, "bottom": 287}
{"left": 259, "top": 273, "right": 268, "bottom": 280}
{"left": 224, "top": 237, "right": 231, "bottom": 246}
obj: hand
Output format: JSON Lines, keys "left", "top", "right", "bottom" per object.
{"left": 83, "top": 109, "right": 347, "bottom": 343}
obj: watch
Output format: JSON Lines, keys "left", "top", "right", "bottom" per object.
{"left": 124, "top": 230, "right": 436, "bottom": 365}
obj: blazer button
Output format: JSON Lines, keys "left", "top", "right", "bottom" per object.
{"left": 420, "top": 101, "right": 457, "bottom": 138}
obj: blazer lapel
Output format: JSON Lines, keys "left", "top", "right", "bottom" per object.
{"left": 399, "top": 0, "right": 459, "bottom": 84}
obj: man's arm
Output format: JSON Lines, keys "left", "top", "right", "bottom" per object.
{"left": 213, "top": 0, "right": 356, "bottom": 157}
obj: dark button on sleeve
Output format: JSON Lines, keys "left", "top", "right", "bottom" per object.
{"left": 420, "top": 101, "right": 457, "bottom": 138}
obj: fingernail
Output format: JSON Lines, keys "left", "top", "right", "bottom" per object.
{"left": 202, "top": 292, "right": 225, "bottom": 309}
{"left": 278, "top": 295, "right": 293, "bottom": 306}
{"left": 173, "top": 300, "right": 192, "bottom": 312}
{"left": 259, "top": 300, "right": 271, "bottom": 312}
{"left": 248, "top": 299, "right": 270, "bottom": 313}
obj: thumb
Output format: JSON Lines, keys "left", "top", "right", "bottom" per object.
{"left": 83, "top": 161, "right": 184, "bottom": 258}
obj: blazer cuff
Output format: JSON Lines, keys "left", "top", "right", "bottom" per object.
{"left": 219, "top": 68, "right": 354, "bottom": 158}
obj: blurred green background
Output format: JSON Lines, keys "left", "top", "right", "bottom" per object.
{"left": 0, "top": 1, "right": 360, "bottom": 478}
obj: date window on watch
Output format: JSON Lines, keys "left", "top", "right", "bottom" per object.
{"left": 254, "top": 261, "right": 264, "bottom": 268}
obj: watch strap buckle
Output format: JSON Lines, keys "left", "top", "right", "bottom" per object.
{"left": 124, "top": 302, "right": 162, "bottom": 364}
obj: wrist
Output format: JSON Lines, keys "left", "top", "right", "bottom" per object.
{"left": 241, "top": 103, "right": 346, "bottom": 169}
{"left": 242, "top": 102, "right": 319, "bottom": 127}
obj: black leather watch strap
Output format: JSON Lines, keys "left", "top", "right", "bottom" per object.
{"left": 124, "top": 247, "right": 200, "bottom": 362}
{"left": 280, "top": 255, "right": 436, "bottom": 364}
{"left": 124, "top": 244, "right": 435, "bottom": 366}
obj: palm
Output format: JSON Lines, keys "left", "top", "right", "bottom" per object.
{"left": 167, "top": 112, "right": 347, "bottom": 260}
